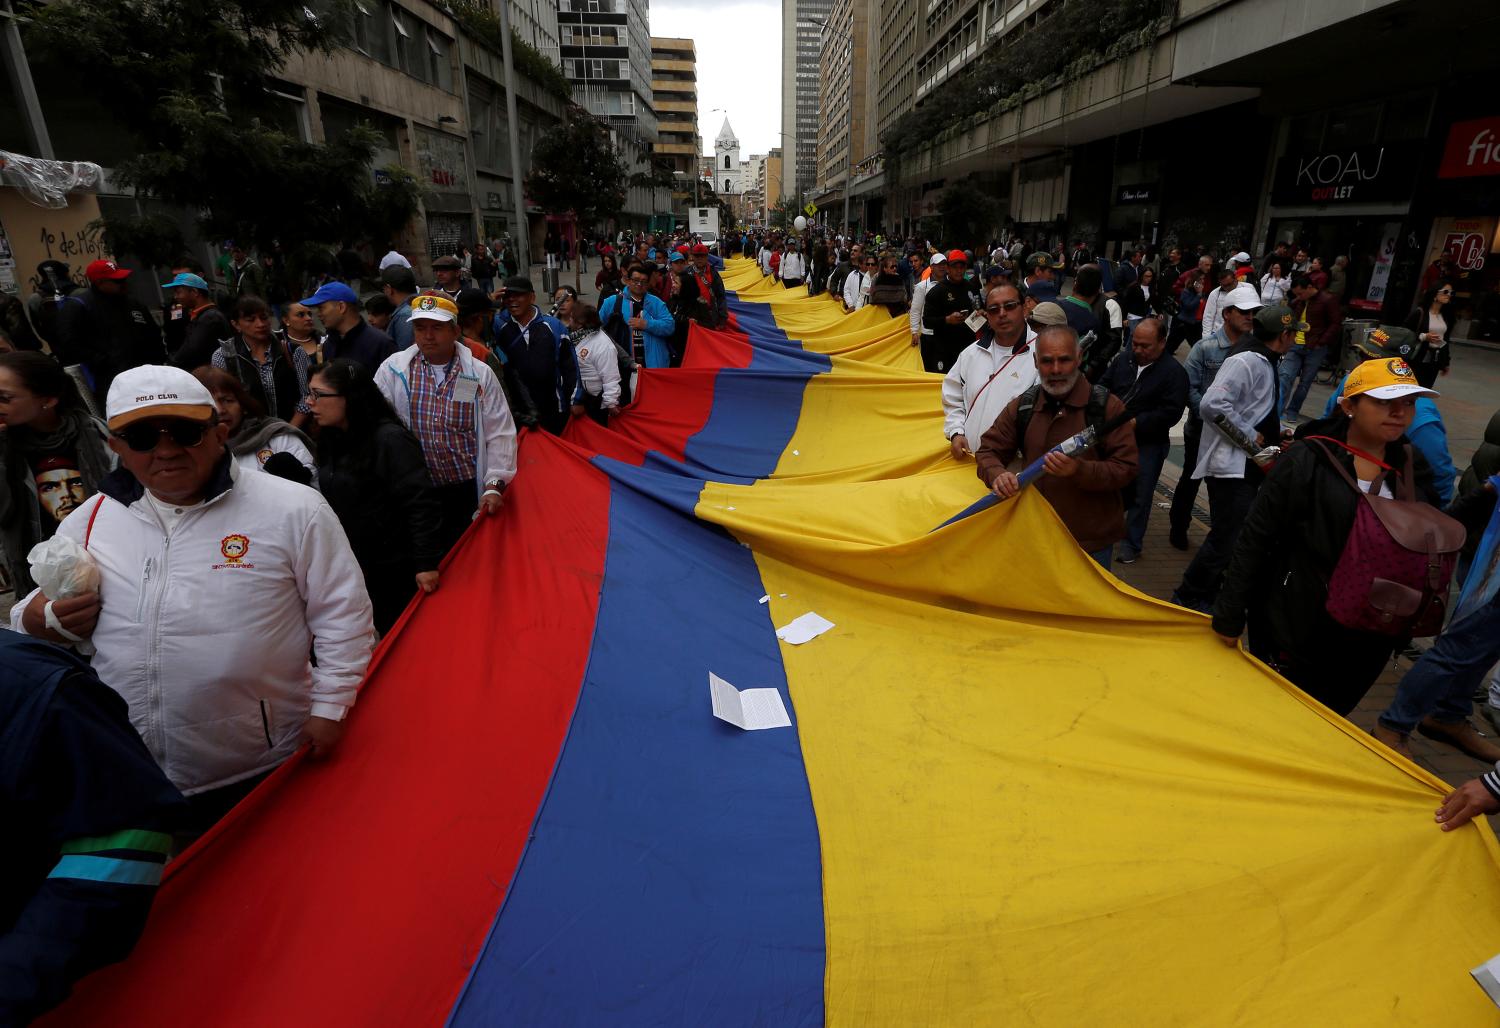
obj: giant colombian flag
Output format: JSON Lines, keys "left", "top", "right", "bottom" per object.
{"left": 51, "top": 258, "right": 1500, "bottom": 1025}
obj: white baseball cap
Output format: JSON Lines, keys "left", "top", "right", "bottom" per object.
{"left": 929, "top": 253, "right": 947, "bottom": 266}
{"left": 105, "top": 365, "right": 218, "bottom": 431}
{"left": 1225, "top": 283, "right": 1264, "bottom": 311}
{"left": 1229, "top": 251, "right": 1251, "bottom": 265}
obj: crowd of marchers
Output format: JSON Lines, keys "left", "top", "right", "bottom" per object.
{"left": 0, "top": 222, "right": 1497, "bottom": 1022}
{"left": 0, "top": 226, "right": 736, "bottom": 1022}
{"left": 738, "top": 222, "right": 1500, "bottom": 829}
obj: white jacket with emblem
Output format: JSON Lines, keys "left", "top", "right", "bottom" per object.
{"left": 10, "top": 458, "right": 375, "bottom": 795}
{"left": 941, "top": 326, "right": 1040, "bottom": 445}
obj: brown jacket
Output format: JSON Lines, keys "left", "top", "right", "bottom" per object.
{"left": 974, "top": 377, "right": 1139, "bottom": 551}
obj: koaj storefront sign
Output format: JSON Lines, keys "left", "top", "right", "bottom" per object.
{"left": 1270, "top": 145, "right": 1418, "bottom": 206}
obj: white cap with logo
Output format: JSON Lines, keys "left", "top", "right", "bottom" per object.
{"left": 1225, "top": 283, "right": 1264, "bottom": 311}
{"left": 105, "top": 365, "right": 218, "bottom": 431}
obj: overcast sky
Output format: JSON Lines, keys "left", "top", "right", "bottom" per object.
{"left": 649, "top": 1, "right": 782, "bottom": 156}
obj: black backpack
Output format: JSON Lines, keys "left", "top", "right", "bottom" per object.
{"left": 1014, "top": 381, "right": 1112, "bottom": 456}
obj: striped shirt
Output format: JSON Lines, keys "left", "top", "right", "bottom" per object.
{"left": 408, "top": 351, "right": 478, "bottom": 485}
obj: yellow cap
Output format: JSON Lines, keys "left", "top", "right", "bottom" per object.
{"left": 1343, "top": 356, "right": 1439, "bottom": 401}
{"left": 409, "top": 293, "right": 458, "bottom": 323}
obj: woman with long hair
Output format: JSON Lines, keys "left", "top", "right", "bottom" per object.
{"left": 306, "top": 359, "right": 446, "bottom": 634}
{"left": 595, "top": 252, "right": 624, "bottom": 303}
{"left": 1123, "top": 266, "right": 1157, "bottom": 318}
{"left": 1405, "top": 281, "right": 1455, "bottom": 388}
{"left": 1260, "top": 261, "right": 1291, "bottom": 306}
{"left": 192, "top": 366, "right": 315, "bottom": 483}
{"left": 0, "top": 352, "right": 114, "bottom": 593}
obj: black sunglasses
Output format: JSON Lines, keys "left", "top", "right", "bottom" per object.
{"left": 986, "top": 299, "right": 1024, "bottom": 313}
{"left": 113, "top": 420, "right": 210, "bottom": 452}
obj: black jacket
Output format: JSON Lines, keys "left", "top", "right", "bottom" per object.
{"left": 1122, "top": 283, "right": 1154, "bottom": 318}
{"left": 1403, "top": 306, "right": 1453, "bottom": 386}
{"left": 218, "top": 335, "right": 304, "bottom": 422}
{"left": 1101, "top": 350, "right": 1189, "bottom": 446}
{"left": 922, "top": 276, "right": 981, "bottom": 358}
{"left": 1, "top": 634, "right": 185, "bottom": 1024}
{"left": 324, "top": 318, "right": 397, "bottom": 373}
{"left": 316, "top": 419, "right": 446, "bottom": 576}
{"left": 1212, "top": 416, "right": 1439, "bottom": 653}
{"left": 170, "top": 306, "right": 231, "bottom": 371}
{"left": 54, "top": 288, "right": 165, "bottom": 397}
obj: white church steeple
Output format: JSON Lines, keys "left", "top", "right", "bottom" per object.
{"left": 714, "top": 117, "right": 742, "bottom": 196}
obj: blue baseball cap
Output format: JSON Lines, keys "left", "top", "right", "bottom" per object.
{"left": 668, "top": 251, "right": 686, "bottom": 263}
{"left": 161, "top": 272, "right": 210, "bottom": 291}
{"left": 299, "top": 281, "right": 359, "bottom": 306}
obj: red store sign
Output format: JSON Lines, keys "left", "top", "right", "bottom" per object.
{"left": 1438, "top": 116, "right": 1500, "bottom": 179}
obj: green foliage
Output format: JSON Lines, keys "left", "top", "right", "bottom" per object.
{"left": 937, "top": 181, "right": 998, "bottom": 246}
{"left": 22, "top": 0, "right": 421, "bottom": 261}
{"left": 769, "top": 197, "right": 798, "bottom": 231}
{"left": 91, "top": 214, "right": 185, "bottom": 270}
{"left": 881, "top": 0, "right": 1170, "bottom": 174}
{"left": 526, "top": 108, "right": 628, "bottom": 225}
{"left": 631, "top": 157, "right": 678, "bottom": 191}
{"left": 449, "top": 0, "right": 572, "bottom": 99}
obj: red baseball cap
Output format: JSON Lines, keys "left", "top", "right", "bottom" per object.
{"left": 676, "top": 244, "right": 691, "bottom": 255}
{"left": 691, "top": 243, "right": 709, "bottom": 256}
{"left": 946, "top": 249, "right": 968, "bottom": 264}
{"left": 85, "top": 259, "right": 131, "bottom": 283}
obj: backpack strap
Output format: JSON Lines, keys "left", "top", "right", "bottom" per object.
{"left": 1013, "top": 384, "right": 1042, "bottom": 447}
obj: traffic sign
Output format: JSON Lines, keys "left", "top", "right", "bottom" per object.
{"left": 804, "top": 202, "right": 818, "bottom": 217}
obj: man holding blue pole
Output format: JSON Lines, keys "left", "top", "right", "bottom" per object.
{"left": 974, "top": 325, "right": 1138, "bottom": 568}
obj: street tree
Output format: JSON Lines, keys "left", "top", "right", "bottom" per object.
{"left": 526, "top": 107, "right": 628, "bottom": 289}
{"left": 22, "top": 0, "right": 422, "bottom": 271}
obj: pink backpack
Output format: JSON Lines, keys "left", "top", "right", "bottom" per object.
{"left": 1310, "top": 438, "right": 1465, "bottom": 636}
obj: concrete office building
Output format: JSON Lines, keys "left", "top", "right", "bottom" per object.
{"left": 650, "top": 37, "right": 700, "bottom": 212}
{"left": 781, "top": 0, "right": 833, "bottom": 208}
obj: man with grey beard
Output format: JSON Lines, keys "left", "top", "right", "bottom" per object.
{"left": 973, "top": 325, "right": 1138, "bottom": 568}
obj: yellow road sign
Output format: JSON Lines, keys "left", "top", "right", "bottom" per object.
{"left": 804, "top": 203, "right": 818, "bottom": 217}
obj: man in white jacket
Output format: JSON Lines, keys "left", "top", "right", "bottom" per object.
{"left": 843, "top": 252, "right": 876, "bottom": 312}
{"left": 374, "top": 294, "right": 518, "bottom": 551}
{"left": 941, "top": 284, "right": 1042, "bottom": 460}
{"left": 778, "top": 241, "right": 807, "bottom": 288}
{"left": 909, "top": 252, "right": 945, "bottom": 349}
{"left": 12, "top": 365, "right": 375, "bottom": 828}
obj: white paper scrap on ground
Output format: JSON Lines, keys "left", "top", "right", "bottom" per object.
{"left": 709, "top": 673, "right": 792, "bottom": 730}
{"left": 1473, "top": 953, "right": 1500, "bottom": 1007}
{"left": 775, "top": 612, "right": 835, "bottom": 645}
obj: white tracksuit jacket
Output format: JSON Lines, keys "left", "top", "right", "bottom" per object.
{"left": 11, "top": 458, "right": 375, "bottom": 795}
{"left": 941, "top": 326, "right": 1040, "bottom": 445}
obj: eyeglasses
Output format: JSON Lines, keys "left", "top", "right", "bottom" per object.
{"left": 307, "top": 387, "right": 343, "bottom": 401}
{"left": 986, "top": 300, "right": 1024, "bottom": 314}
{"left": 113, "top": 420, "right": 209, "bottom": 452}
{"left": 1438, "top": 289, "right": 1453, "bottom": 296}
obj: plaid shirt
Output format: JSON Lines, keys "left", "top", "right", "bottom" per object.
{"left": 211, "top": 338, "right": 312, "bottom": 414}
{"left": 408, "top": 352, "right": 479, "bottom": 485}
